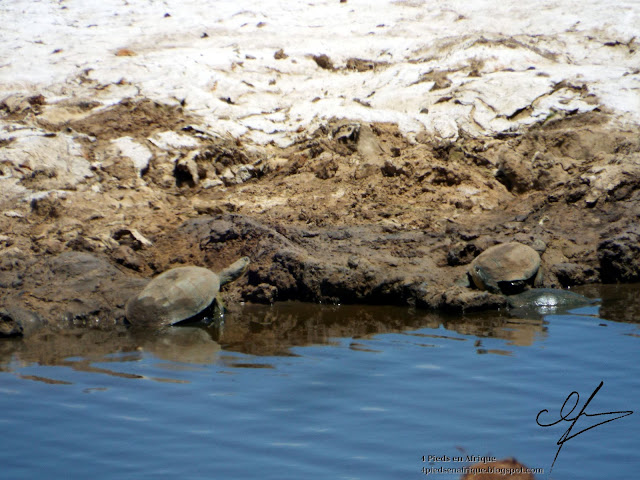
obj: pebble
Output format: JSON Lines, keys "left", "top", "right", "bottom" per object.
{"left": 4, "top": 211, "right": 24, "bottom": 218}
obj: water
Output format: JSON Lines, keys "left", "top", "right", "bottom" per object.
{"left": 0, "top": 284, "right": 638, "bottom": 480}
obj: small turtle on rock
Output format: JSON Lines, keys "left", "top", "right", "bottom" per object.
{"left": 468, "top": 242, "right": 542, "bottom": 295}
{"left": 126, "top": 257, "right": 250, "bottom": 327}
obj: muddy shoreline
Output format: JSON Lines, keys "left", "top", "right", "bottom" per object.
{"left": 1, "top": 96, "right": 639, "bottom": 337}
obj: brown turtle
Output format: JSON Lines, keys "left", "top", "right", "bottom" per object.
{"left": 126, "top": 257, "right": 250, "bottom": 327}
{"left": 468, "top": 242, "right": 542, "bottom": 294}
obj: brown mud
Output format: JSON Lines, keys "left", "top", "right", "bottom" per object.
{"left": 1, "top": 98, "right": 639, "bottom": 336}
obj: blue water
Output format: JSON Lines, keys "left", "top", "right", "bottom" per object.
{"left": 0, "top": 289, "right": 638, "bottom": 480}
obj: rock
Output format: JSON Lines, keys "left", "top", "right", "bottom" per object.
{"left": 531, "top": 238, "right": 547, "bottom": 253}
{"left": 356, "top": 124, "right": 385, "bottom": 165}
{"left": 0, "top": 252, "right": 147, "bottom": 331}
{"left": 496, "top": 150, "right": 570, "bottom": 193}
{"left": 469, "top": 242, "right": 542, "bottom": 294}
{"left": 0, "top": 309, "right": 24, "bottom": 337}
{"left": 192, "top": 198, "right": 224, "bottom": 215}
{"left": 0, "top": 305, "right": 45, "bottom": 337}
{"left": 0, "top": 93, "right": 45, "bottom": 114}
{"left": 112, "top": 228, "right": 153, "bottom": 250}
{"left": 0, "top": 271, "right": 23, "bottom": 288}
{"left": 201, "top": 177, "right": 224, "bottom": 189}
{"left": 247, "top": 283, "right": 278, "bottom": 304}
{"left": 439, "top": 286, "right": 508, "bottom": 312}
{"left": 112, "top": 245, "right": 144, "bottom": 271}
{"left": 175, "top": 151, "right": 200, "bottom": 186}
{"left": 220, "top": 165, "right": 255, "bottom": 185}
{"left": 312, "top": 54, "right": 334, "bottom": 70}
{"left": 30, "top": 192, "right": 65, "bottom": 218}
{"left": 496, "top": 150, "right": 534, "bottom": 193}
{"left": 551, "top": 262, "right": 598, "bottom": 286}
{"left": 328, "top": 122, "right": 385, "bottom": 179}
{"left": 531, "top": 151, "right": 571, "bottom": 190}
{"left": 66, "top": 235, "right": 97, "bottom": 252}
{"left": 37, "top": 238, "right": 65, "bottom": 255}
{"left": 4, "top": 210, "right": 25, "bottom": 218}
{"left": 447, "top": 242, "right": 480, "bottom": 266}
{"left": 311, "top": 152, "right": 339, "bottom": 179}
{"left": 274, "top": 49, "right": 288, "bottom": 60}
{"left": 182, "top": 215, "right": 431, "bottom": 307}
{"left": 580, "top": 161, "right": 640, "bottom": 206}
{"left": 381, "top": 158, "right": 411, "bottom": 177}
{"left": 331, "top": 122, "right": 360, "bottom": 148}
{"left": 598, "top": 226, "right": 640, "bottom": 282}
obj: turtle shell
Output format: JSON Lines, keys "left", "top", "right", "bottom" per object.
{"left": 125, "top": 266, "right": 220, "bottom": 326}
{"left": 469, "top": 242, "right": 541, "bottom": 294}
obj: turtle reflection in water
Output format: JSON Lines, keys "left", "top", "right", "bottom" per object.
{"left": 126, "top": 257, "right": 250, "bottom": 327}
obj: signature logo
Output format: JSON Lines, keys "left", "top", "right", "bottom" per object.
{"left": 536, "top": 381, "right": 633, "bottom": 473}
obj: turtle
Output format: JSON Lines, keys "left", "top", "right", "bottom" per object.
{"left": 468, "top": 242, "right": 542, "bottom": 295}
{"left": 125, "top": 256, "right": 250, "bottom": 327}
{"left": 507, "top": 288, "right": 598, "bottom": 312}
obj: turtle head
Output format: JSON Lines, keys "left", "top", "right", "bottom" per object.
{"left": 470, "top": 265, "right": 488, "bottom": 290}
{"left": 218, "top": 256, "right": 250, "bottom": 285}
{"left": 470, "top": 265, "right": 501, "bottom": 293}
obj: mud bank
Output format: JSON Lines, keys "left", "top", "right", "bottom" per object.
{"left": 1, "top": 98, "right": 639, "bottom": 336}
{"left": 2, "top": 0, "right": 640, "bottom": 336}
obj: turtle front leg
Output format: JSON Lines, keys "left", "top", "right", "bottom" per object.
{"left": 214, "top": 293, "right": 227, "bottom": 317}
{"left": 199, "top": 294, "right": 226, "bottom": 328}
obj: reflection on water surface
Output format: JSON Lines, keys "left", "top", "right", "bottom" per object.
{"left": 0, "top": 302, "right": 548, "bottom": 374}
